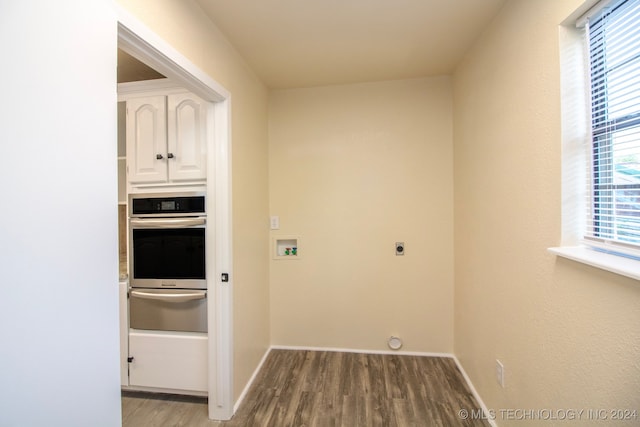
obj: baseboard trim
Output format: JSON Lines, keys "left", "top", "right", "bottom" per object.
{"left": 233, "top": 347, "right": 272, "bottom": 414}
{"left": 452, "top": 356, "right": 497, "bottom": 427}
{"left": 270, "top": 344, "right": 455, "bottom": 359}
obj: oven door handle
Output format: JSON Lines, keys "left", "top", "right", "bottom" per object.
{"left": 129, "top": 217, "right": 206, "bottom": 228}
{"left": 130, "top": 289, "right": 207, "bottom": 303}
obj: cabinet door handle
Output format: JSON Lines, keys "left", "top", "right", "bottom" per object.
{"left": 167, "top": 153, "right": 174, "bottom": 159}
{"left": 156, "top": 154, "right": 164, "bottom": 160}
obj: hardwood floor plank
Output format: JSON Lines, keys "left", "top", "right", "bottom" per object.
{"left": 290, "top": 390, "right": 319, "bottom": 427}
{"left": 383, "top": 354, "right": 410, "bottom": 400}
{"left": 397, "top": 356, "right": 431, "bottom": 424}
{"left": 122, "top": 350, "right": 490, "bottom": 427}
{"left": 309, "top": 393, "right": 339, "bottom": 427}
{"left": 231, "top": 386, "right": 278, "bottom": 427}
{"left": 393, "top": 397, "right": 420, "bottom": 427}
{"left": 339, "top": 394, "right": 357, "bottom": 427}
{"left": 366, "top": 354, "right": 387, "bottom": 401}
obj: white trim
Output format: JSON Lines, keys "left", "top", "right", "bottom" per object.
{"left": 209, "top": 98, "right": 234, "bottom": 420}
{"left": 117, "top": 79, "right": 187, "bottom": 100}
{"left": 127, "top": 183, "right": 206, "bottom": 192}
{"left": 548, "top": 245, "right": 640, "bottom": 281}
{"left": 576, "top": 0, "right": 615, "bottom": 27}
{"left": 270, "top": 344, "right": 454, "bottom": 358}
{"left": 233, "top": 347, "right": 272, "bottom": 413}
{"left": 116, "top": 6, "right": 234, "bottom": 421}
{"left": 116, "top": 6, "right": 228, "bottom": 103}
{"left": 452, "top": 356, "right": 498, "bottom": 427}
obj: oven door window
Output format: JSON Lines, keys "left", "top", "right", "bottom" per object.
{"left": 132, "top": 228, "right": 205, "bottom": 280}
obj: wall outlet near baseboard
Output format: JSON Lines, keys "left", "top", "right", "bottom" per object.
{"left": 496, "top": 359, "right": 505, "bottom": 388}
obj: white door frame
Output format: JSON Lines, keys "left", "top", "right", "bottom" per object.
{"left": 116, "top": 7, "right": 234, "bottom": 421}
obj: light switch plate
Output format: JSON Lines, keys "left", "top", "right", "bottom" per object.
{"left": 270, "top": 216, "right": 280, "bottom": 230}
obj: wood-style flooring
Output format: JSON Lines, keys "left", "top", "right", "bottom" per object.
{"left": 122, "top": 349, "right": 490, "bottom": 427}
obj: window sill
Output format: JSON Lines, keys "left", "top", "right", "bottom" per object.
{"left": 548, "top": 246, "right": 640, "bottom": 281}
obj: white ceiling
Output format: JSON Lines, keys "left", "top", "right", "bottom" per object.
{"left": 195, "top": 0, "right": 507, "bottom": 89}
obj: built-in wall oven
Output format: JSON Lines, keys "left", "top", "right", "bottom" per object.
{"left": 128, "top": 192, "right": 207, "bottom": 333}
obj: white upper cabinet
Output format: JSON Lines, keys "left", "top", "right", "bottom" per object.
{"left": 126, "top": 95, "right": 168, "bottom": 184}
{"left": 167, "top": 93, "right": 208, "bottom": 182}
{"left": 125, "top": 90, "right": 208, "bottom": 186}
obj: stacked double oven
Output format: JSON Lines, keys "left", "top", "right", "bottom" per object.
{"left": 128, "top": 192, "right": 207, "bottom": 334}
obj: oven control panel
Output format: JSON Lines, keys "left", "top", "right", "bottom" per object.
{"left": 130, "top": 192, "right": 205, "bottom": 216}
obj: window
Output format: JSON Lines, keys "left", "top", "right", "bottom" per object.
{"left": 549, "top": 0, "right": 640, "bottom": 279}
{"left": 586, "top": 0, "right": 640, "bottom": 248}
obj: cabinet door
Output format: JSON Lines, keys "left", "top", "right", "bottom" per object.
{"left": 126, "top": 96, "right": 167, "bottom": 183}
{"left": 128, "top": 331, "right": 208, "bottom": 392}
{"left": 167, "top": 93, "right": 208, "bottom": 182}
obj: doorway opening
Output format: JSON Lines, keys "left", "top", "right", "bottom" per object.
{"left": 117, "top": 15, "right": 234, "bottom": 421}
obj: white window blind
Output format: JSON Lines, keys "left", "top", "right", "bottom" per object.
{"left": 586, "top": 0, "right": 640, "bottom": 248}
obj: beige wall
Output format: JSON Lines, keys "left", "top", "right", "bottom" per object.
{"left": 453, "top": 0, "right": 640, "bottom": 424}
{"left": 269, "top": 77, "right": 454, "bottom": 352}
{"left": 116, "top": 0, "right": 270, "bottom": 402}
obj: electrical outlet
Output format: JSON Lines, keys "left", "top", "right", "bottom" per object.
{"left": 496, "top": 359, "right": 505, "bottom": 388}
{"left": 395, "top": 242, "right": 405, "bottom": 256}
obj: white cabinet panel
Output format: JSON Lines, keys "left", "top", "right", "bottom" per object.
{"left": 168, "top": 93, "right": 208, "bottom": 182}
{"left": 128, "top": 331, "right": 208, "bottom": 393}
{"left": 126, "top": 96, "right": 167, "bottom": 183}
